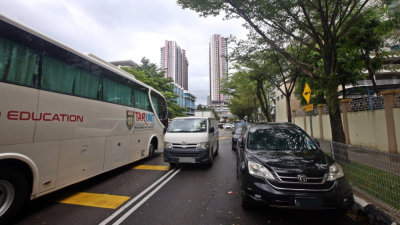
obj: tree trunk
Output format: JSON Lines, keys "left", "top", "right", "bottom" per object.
{"left": 286, "top": 94, "right": 292, "bottom": 123}
{"left": 321, "top": 46, "right": 346, "bottom": 143}
{"left": 256, "top": 80, "right": 272, "bottom": 121}
{"left": 369, "top": 72, "right": 379, "bottom": 97}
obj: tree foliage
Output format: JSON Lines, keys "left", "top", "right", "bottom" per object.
{"left": 177, "top": 0, "right": 389, "bottom": 143}
{"left": 196, "top": 104, "right": 221, "bottom": 120}
{"left": 221, "top": 70, "right": 270, "bottom": 121}
{"left": 122, "top": 57, "right": 187, "bottom": 118}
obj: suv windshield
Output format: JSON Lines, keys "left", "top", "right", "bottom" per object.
{"left": 168, "top": 118, "right": 207, "bottom": 132}
{"left": 247, "top": 127, "right": 317, "bottom": 151}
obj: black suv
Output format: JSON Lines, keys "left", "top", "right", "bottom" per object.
{"left": 236, "top": 123, "right": 353, "bottom": 211}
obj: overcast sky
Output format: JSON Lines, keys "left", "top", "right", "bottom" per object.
{"left": 0, "top": 0, "right": 248, "bottom": 105}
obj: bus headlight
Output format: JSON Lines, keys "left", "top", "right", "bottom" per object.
{"left": 327, "top": 162, "right": 345, "bottom": 181}
{"left": 165, "top": 142, "right": 172, "bottom": 149}
{"left": 197, "top": 142, "right": 209, "bottom": 149}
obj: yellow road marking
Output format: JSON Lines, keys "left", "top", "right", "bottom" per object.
{"left": 133, "top": 165, "right": 171, "bottom": 170}
{"left": 219, "top": 137, "right": 231, "bottom": 140}
{"left": 55, "top": 192, "right": 130, "bottom": 209}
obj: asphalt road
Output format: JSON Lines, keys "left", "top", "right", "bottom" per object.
{"left": 12, "top": 130, "right": 367, "bottom": 225}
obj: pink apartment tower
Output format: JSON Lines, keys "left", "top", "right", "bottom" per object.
{"left": 209, "top": 34, "right": 228, "bottom": 106}
{"left": 160, "top": 40, "right": 189, "bottom": 90}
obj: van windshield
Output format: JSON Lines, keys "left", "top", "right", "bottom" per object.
{"left": 168, "top": 118, "right": 207, "bottom": 132}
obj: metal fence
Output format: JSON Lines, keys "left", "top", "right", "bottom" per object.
{"left": 328, "top": 141, "right": 400, "bottom": 215}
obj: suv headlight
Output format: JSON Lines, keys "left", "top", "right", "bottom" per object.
{"left": 197, "top": 142, "right": 209, "bottom": 149}
{"left": 248, "top": 160, "right": 275, "bottom": 180}
{"left": 327, "top": 162, "right": 345, "bottom": 181}
{"left": 165, "top": 142, "right": 172, "bottom": 149}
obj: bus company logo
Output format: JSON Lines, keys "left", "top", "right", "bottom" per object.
{"left": 126, "top": 110, "right": 134, "bottom": 131}
{"left": 135, "top": 112, "right": 154, "bottom": 125}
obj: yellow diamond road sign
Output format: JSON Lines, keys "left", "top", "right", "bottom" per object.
{"left": 302, "top": 83, "right": 311, "bottom": 104}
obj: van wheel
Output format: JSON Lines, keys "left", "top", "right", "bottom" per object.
{"left": 0, "top": 166, "right": 29, "bottom": 224}
{"left": 208, "top": 149, "right": 214, "bottom": 167}
{"left": 215, "top": 141, "right": 219, "bottom": 156}
{"left": 148, "top": 143, "right": 155, "bottom": 158}
{"left": 169, "top": 162, "right": 176, "bottom": 167}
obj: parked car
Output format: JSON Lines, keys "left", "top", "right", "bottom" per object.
{"left": 225, "top": 123, "right": 233, "bottom": 130}
{"left": 236, "top": 123, "right": 354, "bottom": 212}
{"left": 218, "top": 123, "right": 224, "bottom": 129}
{"left": 232, "top": 124, "right": 246, "bottom": 150}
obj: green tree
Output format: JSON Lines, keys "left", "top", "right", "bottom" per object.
{"left": 344, "top": 8, "right": 400, "bottom": 97}
{"left": 122, "top": 57, "right": 187, "bottom": 118}
{"left": 177, "top": 0, "right": 387, "bottom": 143}
{"left": 196, "top": 104, "right": 221, "bottom": 120}
{"left": 222, "top": 70, "right": 265, "bottom": 121}
{"left": 230, "top": 34, "right": 311, "bottom": 122}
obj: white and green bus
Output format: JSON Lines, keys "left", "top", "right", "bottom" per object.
{"left": 0, "top": 14, "right": 168, "bottom": 223}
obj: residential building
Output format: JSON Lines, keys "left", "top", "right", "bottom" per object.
{"left": 173, "top": 84, "right": 196, "bottom": 116}
{"left": 209, "top": 34, "right": 231, "bottom": 120}
{"left": 184, "top": 91, "right": 196, "bottom": 116}
{"left": 160, "top": 40, "right": 189, "bottom": 90}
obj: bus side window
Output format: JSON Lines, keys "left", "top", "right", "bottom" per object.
{"left": 103, "top": 78, "right": 132, "bottom": 106}
{"left": 41, "top": 54, "right": 76, "bottom": 94}
{"left": 0, "top": 37, "right": 39, "bottom": 86}
{"left": 134, "top": 84, "right": 151, "bottom": 111}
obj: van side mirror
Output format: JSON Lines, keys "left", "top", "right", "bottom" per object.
{"left": 209, "top": 127, "right": 215, "bottom": 133}
{"left": 163, "top": 127, "right": 167, "bottom": 134}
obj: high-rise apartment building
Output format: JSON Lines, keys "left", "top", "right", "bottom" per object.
{"left": 209, "top": 34, "right": 228, "bottom": 103}
{"left": 209, "top": 34, "right": 232, "bottom": 120}
{"left": 160, "top": 40, "right": 189, "bottom": 90}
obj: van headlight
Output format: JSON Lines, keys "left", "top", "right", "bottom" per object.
{"left": 165, "top": 142, "right": 172, "bottom": 149}
{"left": 327, "top": 162, "right": 345, "bottom": 181}
{"left": 248, "top": 160, "right": 275, "bottom": 180}
{"left": 197, "top": 142, "right": 209, "bottom": 149}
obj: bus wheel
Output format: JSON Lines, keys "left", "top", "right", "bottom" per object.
{"left": 148, "top": 143, "right": 155, "bottom": 158}
{"left": 0, "top": 166, "right": 29, "bottom": 224}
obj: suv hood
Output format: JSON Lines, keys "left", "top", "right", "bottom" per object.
{"left": 248, "top": 149, "right": 329, "bottom": 174}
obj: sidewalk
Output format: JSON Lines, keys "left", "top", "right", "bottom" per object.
{"left": 318, "top": 138, "right": 399, "bottom": 225}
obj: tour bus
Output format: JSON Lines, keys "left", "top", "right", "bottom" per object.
{"left": 0, "top": 14, "right": 168, "bottom": 223}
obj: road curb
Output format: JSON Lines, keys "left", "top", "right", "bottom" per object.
{"left": 352, "top": 195, "right": 398, "bottom": 225}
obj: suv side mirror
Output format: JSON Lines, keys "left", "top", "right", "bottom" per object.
{"left": 238, "top": 139, "right": 245, "bottom": 148}
{"left": 209, "top": 127, "right": 215, "bottom": 133}
{"left": 313, "top": 138, "right": 320, "bottom": 147}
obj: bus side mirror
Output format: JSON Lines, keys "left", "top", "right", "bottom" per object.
{"left": 209, "top": 127, "right": 215, "bottom": 133}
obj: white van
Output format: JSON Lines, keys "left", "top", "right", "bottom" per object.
{"left": 163, "top": 117, "right": 219, "bottom": 166}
